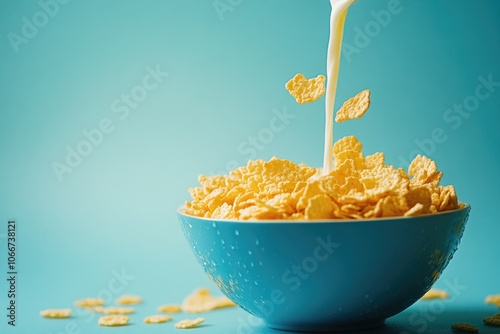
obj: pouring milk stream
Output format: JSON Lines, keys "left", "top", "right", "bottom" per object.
{"left": 323, "top": 0, "right": 357, "bottom": 175}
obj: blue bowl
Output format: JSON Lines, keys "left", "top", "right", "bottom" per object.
{"left": 177, "top": 205, "right": 470, "bottom": 332}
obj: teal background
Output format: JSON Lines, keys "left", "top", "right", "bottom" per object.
{"left": 0, "top": 0, "right": 499, "bottom": 333}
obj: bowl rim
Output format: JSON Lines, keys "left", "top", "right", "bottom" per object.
{"left": 177, "top": 203, "right": 470, "bottom": 224}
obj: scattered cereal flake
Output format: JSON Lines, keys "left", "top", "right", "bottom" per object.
{"left": 485, "top": 295, "right": 500, "bottom": 307}
{"left": 40, "top": 309, "right": 72, "bottom": 318}
{"left": 420, "top": 289, "right": 449, "bottom": 300}
{"left": 157, "top": 304, "right": 182, "bottom": 313}
{"left": 84, "top": 306, "right": 104, "bottom": 313}
{"left": 451, "top": 322, "right": 479, "bottom": 333}
{"left": 182, "top": 288, "right": 235, "bottom": 313}
{"left": 335, "top": 89, "right": 370, "bottom": 122}
{"left": 175, "top": 317, "right": 205, "bottom": 329}
{"left": 98, "top": 315, "right": 129, "bottom": 326}
{"left": 74, "top": 297, "right": 105, "bottom": 308}
{"left": 101, "top": 307, "right": 134, "bottom": 315}
{"left": 483, "top": 313, "right": 500, "bottom": 327}
{"left": 285, "top": 73, "right": 326, "bottom": 104}
{"left": 116, "top": 294, "right": 142, "bottom": 305}
{"left": 144, "top": 314, "right": 173, "bottom": 324}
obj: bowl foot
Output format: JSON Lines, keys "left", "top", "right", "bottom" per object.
{"left": 266, "top": 319, "right": 385, "bottom": 333}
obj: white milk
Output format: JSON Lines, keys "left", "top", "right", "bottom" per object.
{"left": 323, "top": 0, "right": 357, "bottom": 175}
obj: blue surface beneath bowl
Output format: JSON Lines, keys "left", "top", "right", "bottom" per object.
{"left": 177, "top": 205, "right": 470, "bottom": 333}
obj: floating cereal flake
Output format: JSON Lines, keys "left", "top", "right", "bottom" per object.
{"left": 144, "top": 314, "right": 172, "bottom": 324}
{"left": 98, "top": 315, "right": 129, "bottom": 327}
{"left": 40, "top": 309, "right": 72, "bottom": 318}
{"left": 285, "top": 73, "right": 326, "bottom": 104}
{"left": 335, "top": 89, "right": 371, "bottom": 122}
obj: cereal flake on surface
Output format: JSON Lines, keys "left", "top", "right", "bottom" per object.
{"left": 174, "top": 317, "right": 205, "bottom": 329}
{"left": 40, "top": 309, "right": 72, "bottom": 318}
{"left": 98, "top": 315, "right": 129, "bottom": 326}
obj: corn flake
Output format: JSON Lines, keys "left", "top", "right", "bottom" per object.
{"left": 158, "top": 304, "right": 182, "bottom": 313}
{"left": 184, "top": 134, "right": 460, "bottom": 220}
{"left": 182, "top": 288, "right": 236, "bottom": 313}
{"left": 98, "top": 315, "right": 129, "bottom": 326}
{"left": 335, "top": 89, "right": 371, "bottom": 122}
{"left": 483, "top": 313, "right": 500, "bottom": 327}
{"left": 74, "top": 297, "right": 105, "bottom": 308}
{"left": 451, "top": 323, "right": 479, "bottom": 333}
{"left": 116, "top": 294, "right": 142, "bottom": 305}
{"left": 485, "top": 295, "right": 500, "bottom": 307}
{"left": 144, "top": 314, "right": 172, "bottom": 324}
{"left": 102, "top": 307, "right": 134, "bottom": 315}
{"left": 420, "top": 289, "right": 449, "bottom": 300}
{"left": 285, "top": 73, "right": 326, "bottom": 104}
{"left": 40, "top": 309, "right": 72, "bottom": 318}
{"left": 175, "top": 317, "right": 205, "bottom": 329}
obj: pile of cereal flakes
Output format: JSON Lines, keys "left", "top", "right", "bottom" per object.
{"left": 184, "top": 135, "right": 461, "bottom": 220}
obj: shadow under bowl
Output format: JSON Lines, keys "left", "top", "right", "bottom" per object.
{"left": 177, "top": 204, "right": 470, "bottom": 333}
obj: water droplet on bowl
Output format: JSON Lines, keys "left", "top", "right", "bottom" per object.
{"left": 235, "top": 230, "right": 240, "bottom": 236}
{"left": 221, "top": 239, "right": 225, "bottom": 245}
{"left": 248, "top": 250, "right": 252, "bottom": 255}
{"left": 255, "top": 239, "right": 260, "bottom": 245}
{"left": 212, "top": 222, "right": 217, "bottom": 228}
